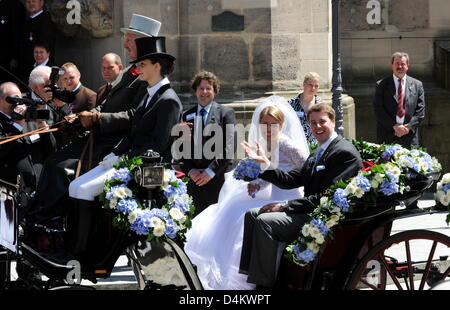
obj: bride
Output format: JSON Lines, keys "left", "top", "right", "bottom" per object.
{"left": 184, "top": 95, "right": 309, "bottom": 290}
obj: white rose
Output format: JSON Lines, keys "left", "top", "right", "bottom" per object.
{"left": 440, "top": 195, "right": 450, "bottom": 207}
{"left": 315, "top": 234, "right": 325, "bottom": 245}
{"left": 437, "top": 182, "right": 443, "bottom": 191}
{"left": 354, "top": 187, "right": 365, "bottom": 198}
{"left": 302, "top": 224, "right": 311, "bottom": 237}
{"left": 320, "top": 196, "right": 329, "bottom": 207}
{"left": 307, "top": 242, "right": 320, "bottom": 254}
{"left": 419, "top": 161, "right": 428, "bottom": 173}
{"left": 345, "top": 183, "right": 357, "bottom": 195}
{"left": 169, "top": 208, "right": 186, "bottom": 223}
{"left": 442, "top": 173, "right": 450, "bottom": 184}
{"left": 109, "top": 198, "right": 118, "bottom": 209}
{"left": 326, "top": 219, "right": 337, "bottom": 228}
{"left": 128, "top": 209, "right": 142, "bottom": 224}
{"left": 309, "top": 227, "right": 321, "bottom": 239}
{"left": 371, "top": 179, "right": 380, "bottom": 189}
{"left": 153, "top": 225, "right": 165, "bottom": 237}
{"left": 150, "top": 217, "right": 164, "bottom": 228}
{"left": 114, "top": 187, "right": 132, "bottom": 199}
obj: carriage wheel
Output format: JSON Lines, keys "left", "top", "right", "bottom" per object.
{"left": 346, "top": 230, "right": 450, "bottom": 290}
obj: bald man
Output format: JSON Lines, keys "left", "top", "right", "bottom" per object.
{"left": 96, "top": 53, "right": 123, "bottom": 106}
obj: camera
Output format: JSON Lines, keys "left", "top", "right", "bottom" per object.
{"left": 6, "top": 96, "right": 50, "bottom": 122}
{"left": 46, "top": 67, "right": 76, "bottom": 103}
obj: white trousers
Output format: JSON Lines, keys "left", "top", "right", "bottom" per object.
{"left": 68, "top": 165, "right": 115, "bottom": 201}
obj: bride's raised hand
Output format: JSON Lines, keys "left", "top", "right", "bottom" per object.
{"left": 241, "top": 141, "right": 268, "bottom": 163}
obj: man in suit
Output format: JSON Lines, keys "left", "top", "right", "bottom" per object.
{"left": 239, "top": 103, "right": 362, "bottom": 288}
{"left": 96, "top": 53, "right": 123, "bottom": 106}
{"left": 177, "top": 71, "right": 236, "bottom": 216}
{"left": 27, "top": 14, "right": 162, "bottom": 225}
{"left": 57, "top": 62, "right": 97, "bottom": 114}
{"left": 374, "top": 52, "right": 425, "bottom": 148}
{"left": 18, "top": 0, "right": 56, "bottom": 85}
{"left": 0, "top": 82, "right": 56, "bottom": 215}
{"left": 32, "top": 42, "right": 53, "bottom": 69}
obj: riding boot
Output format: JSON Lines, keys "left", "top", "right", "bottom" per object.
{"left": 65, "top": 198, "right": 95, "bottom": 258}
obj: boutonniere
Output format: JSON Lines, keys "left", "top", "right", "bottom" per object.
{"left": 130, "top": 66, "right": 139, "bottom": 76}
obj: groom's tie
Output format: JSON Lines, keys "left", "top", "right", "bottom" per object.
{"left": 312, "top": 146, "right": 324, "bottom": 175}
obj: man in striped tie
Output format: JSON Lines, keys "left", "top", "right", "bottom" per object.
{"left": 373, "top": 52, "right": 425, "bottom": 148}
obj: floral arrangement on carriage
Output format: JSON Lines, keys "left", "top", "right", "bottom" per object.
{"left": 285, "top": 141, "right": 442, "bottom": 266}
{"left": 99, "top": 156, "right": 196, "bottom": 243}
{"left": 434, "top": 173, "right": 450, "bottom": 224}
{"left": 233, "top": 140, "right": 443, "bottom": 267}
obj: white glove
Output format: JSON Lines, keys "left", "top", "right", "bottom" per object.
{"left": 101, "top": 153, "right": 120, "bottom": 169}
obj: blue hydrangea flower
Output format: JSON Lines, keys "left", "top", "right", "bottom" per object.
{"left": 355, "top": 176, "right": 371, "bottom": 192}
{"left": 385, "top": 170, "right": 399, "bottom": 183}
{"left": 148, "top": 208, "right": 169, "bottom": 220}
{"left": 130, "top": 210, "right": 152, "bottom": 235}
{"left": 164, "top": 218, "right": 179, "bottom": 239}
{"left": 332, "top": 188, "right": 349, "bottom": 212}
{"left": 381, "top": 145, "right": 402, "bottom": 162}
{"left": 115, "top": 198, "right": 138, "bottom": 214}
{"left": 379, "top": 180, "right": 399, "bottom": 196}
{"left": 163, "top": 180, "right": 187, "bottom": 198}
{"left": 112, "top": 168, "right": 132, "bottom": 184}
{"left": 311, "top": 218, "right": 329, "bottom": 235}
{"left": 294, "top": 246, "right": 316, "bottom": 263}
{"left": 233, "top": 158, "right": 260, "bottom": 180}
{"left": 171, "top": 197, "right": 190, "bottom": 213}
{"left": 442, "top": 183, "right": 450, "bottom": 192}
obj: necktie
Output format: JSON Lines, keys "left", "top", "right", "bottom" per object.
{"left": 199, "top": 108, "right": 207, "bottom": 125}
{"left": 396, "top": 78, "right": 405, "bottom": 118}
{"left": 312, "top": 147, "right": 324, "bottom": 175}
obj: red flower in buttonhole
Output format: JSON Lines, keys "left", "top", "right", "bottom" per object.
{"left": 175, "top": 171, "right": 185, "bottom": 179}
{"left": 362, "top": 161, "right": 375, "bottom": 172}
{"left": 130, "top": 66, "right": 139, "bottom": 76}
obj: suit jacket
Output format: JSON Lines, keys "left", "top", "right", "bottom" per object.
{"left": 259, "top": 135, "right": 362, "bottom": 213}
{"left": 374, "top": 75, "right": 425, "bottom": 147}
{"left": 112, "top": 84, "right": 182, "bottom": 162}
{"left": 96, "top": 83, "right": 111, "bottom": 107}
{"left": 180, "top": 101, "right": 236, "bottom": 177}
{"left": 68, "top": 85, "right": 97, "bottom": 113}
{"left": 93, "top": 66, "right": 148, "bottom": 142}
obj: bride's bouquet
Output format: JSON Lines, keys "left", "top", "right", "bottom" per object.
{"left": 233, "top": 157, "right": 261, "bottom": 181}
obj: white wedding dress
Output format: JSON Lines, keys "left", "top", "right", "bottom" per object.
{"left": 184, "top": 134, "right": 308, "bottom": 290}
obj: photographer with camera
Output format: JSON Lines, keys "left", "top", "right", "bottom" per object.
{"left": 55, "top": 62, "right": 96, "bottom": 114}
{"left": 0, "top": 82, "right": 56, "bottom": 214}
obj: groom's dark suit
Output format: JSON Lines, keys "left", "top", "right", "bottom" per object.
{"left": 239, "top": 135, "right": 362, "bottom": 287}
{"left": 374, "top": 75, "right": 425, "bottom": 147}
{"left": 180, "top": 101, "right": 236, "bottom": 215}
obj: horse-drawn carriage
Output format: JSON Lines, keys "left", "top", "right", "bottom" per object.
{"left": 0, "top": 149, "right": 449, "bottom": 291}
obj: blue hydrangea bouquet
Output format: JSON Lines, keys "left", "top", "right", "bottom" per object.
{"left": 99, "top": 156, "right": 195, "bottom": 242}
{"left": 233, "top": 157, "right": 261, "bottom": 181}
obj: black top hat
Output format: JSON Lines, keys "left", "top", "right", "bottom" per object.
{"left": 131, "top": 36, "right": 176, "bottom": 63}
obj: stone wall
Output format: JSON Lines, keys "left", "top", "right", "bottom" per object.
{"left": 340, "top": 0, "right": 450, "bottom": 83}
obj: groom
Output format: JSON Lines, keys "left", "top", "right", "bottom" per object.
{"left": 239, "top": 103, "right": 362, "bottom": 288}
